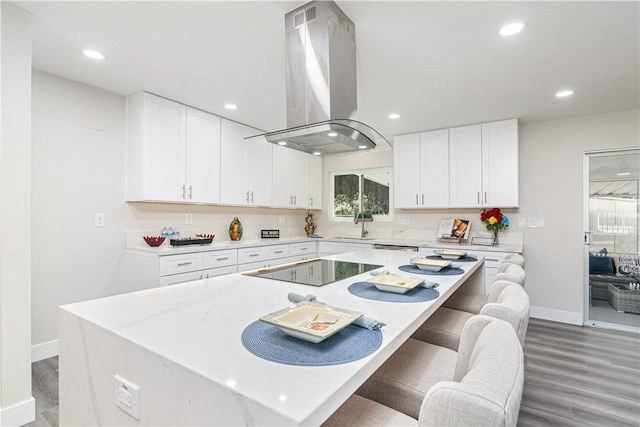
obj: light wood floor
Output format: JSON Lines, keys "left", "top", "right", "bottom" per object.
{"left": 24, "top": 318, "right": 640, "bottom": 427}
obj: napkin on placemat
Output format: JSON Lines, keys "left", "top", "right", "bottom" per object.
{"left": 369, "top": 269, "right": 439, "bottom": 289}
{"left": 286, "top": 293, "right": 386, "bottom": 330}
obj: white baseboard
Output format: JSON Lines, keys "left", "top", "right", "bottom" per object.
{"left": 32, "top": 339, "right": 58, "bottom": 362}
{"left": 0, "top": 396, "right": 35, "bottom": 427}
{"left": 530, "top": 306, "right": 583, "bottom": 325}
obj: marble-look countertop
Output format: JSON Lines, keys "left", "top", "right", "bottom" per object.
{"left": 60, "top": 249, "right": 485, "bottom": 425}
{"left": 127, "top": 235, "right": 522, "bottom": 255}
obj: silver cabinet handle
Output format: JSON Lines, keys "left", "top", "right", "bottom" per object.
{"left": 177, "top": 262, "right": 192, "bottom": 266}
{"left": 422, "top": 194, "right": 425, "bottom": 205}
{"left": 484, "top": 191, "right": 487, "bottom": 204}
{"left": 246, "top": 190, "right": 250, "bottom": 203}
{"left": 251, "top": 191, "right": 254, "bottom": 203}
{"left": 477, "top": 192, "right": 480, "bottom": 204}
{"left": 416, "top": 194, "right": 418, "bottom": 205}
{"left": 293, "top": 195, "right": 297, "bottom": 205}
{"left": 216, "top": 257, "right": 229, "bottom": 261}
{"left": 290, "top": 195, "right": 293, "bottom": 205}
{"left": 249, "top": 253, "right": 260, "bottom": 257}
{"left": 189, "top": 185, "right": 193, "bottom": 199}
{"left": 275, "top": 250, "right": 284, "bottom": 254}
{"left": 310, "top": 197, "right": 313, "bottom": 206}
{"left": 182, "top": 185, "right": 186, "bottom": 199}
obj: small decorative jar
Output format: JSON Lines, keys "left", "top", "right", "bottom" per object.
{"left": 229, "top": 217, "right": 243, "bottom": 241}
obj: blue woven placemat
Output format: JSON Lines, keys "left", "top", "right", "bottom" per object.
{"left": 399, "top": 264, "right": 465, "bottom": 275}
{"left": 348, "top": 281, "right": 439, "bottom": 302}
{"left": 425, "top": 255, "right": 477, "bottom": 262}
{"left": 241, "top": 321, "right": 382, "bottom": 366}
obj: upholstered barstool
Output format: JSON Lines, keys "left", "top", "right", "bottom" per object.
{"left": 327, "top": 316, "right": 524, "bottom": 425}
{"left": 495, "top": 262, "right": 526, "bottom": 285}
{"left": 412, "top": 283, "right": 530, "bottom": 351}
{"left": 502, "top": 253, "right": 526, "bottom": 268}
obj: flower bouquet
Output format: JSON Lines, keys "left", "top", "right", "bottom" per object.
{"left": 480, "top": 208, "right": 509, "bottom": 246}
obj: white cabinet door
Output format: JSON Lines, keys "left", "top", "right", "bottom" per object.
{"left": 220, "top": 119, "right": 251, "bottom": 205}
{"left": 272, "top": 145, "right": 310, "bottom": 208}
{"left": 393, "top": 133, "right": 422, "bottom": 208}
{"left": 449, "top": 124, "right": 482, "bottom": 208}
{"left": 185, "top": 108, "right": 221, "bottom": 204}
{"left": 482, "top": 119, "right": 519, "bottom": 207}
{"left": 421, "top": 129, "right": 450, "bottom": 208}
{"left": 249, "top": 134, "right": 273, "bottom": 206}
{"left": 143, "top": 94, "right": 187, "bottom": 202}
{"left": 308, "top": 155, "right": 322, "bottom": 209}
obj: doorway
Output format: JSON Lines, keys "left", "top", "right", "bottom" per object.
{"left": 584, "top": 149, "right": 639, "bottom": 332}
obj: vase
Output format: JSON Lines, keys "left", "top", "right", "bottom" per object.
{"left": 492, "top": 228, "right": 500, "bottom": 246}
{"left": 229, "top": 217, "right": 243, "bottom": 241}
{"left": 304, "top": 212, "right": 316, "bottom": 236}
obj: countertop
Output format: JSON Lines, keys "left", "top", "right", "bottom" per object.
{"left": 60, "top": 249, "right": 485, "bottom": 425}
{"left": 127, "top": 235, "right": 522, "bottom": 255}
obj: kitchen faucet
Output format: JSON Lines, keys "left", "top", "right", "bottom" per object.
{"left": 354, "top": 212, "right": 373, "bottom": 238}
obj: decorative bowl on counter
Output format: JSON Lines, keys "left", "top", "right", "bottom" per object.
{"left": 366, "top": 274, "right": 424, "bottom": 294}
{"left": 143, "top": 236, "right": 166, "bottom": 247}
{"left": 409, "top": 258, "right": 451, "bottom": 272}
{"left": 259, "top": 301, "right": 362, "bottom": 343}
{"left": 433, "top": 249, "right": 467, "bottom": 260}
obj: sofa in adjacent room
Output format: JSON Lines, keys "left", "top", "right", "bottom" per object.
{"left": 589, "top": 250, "right": 640, "bottom": 311}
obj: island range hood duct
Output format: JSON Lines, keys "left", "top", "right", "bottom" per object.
{"left": 249, "top": 0, "right": 390, "bottom": 156}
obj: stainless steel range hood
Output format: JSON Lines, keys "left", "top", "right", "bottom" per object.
{"left": 249, "top": 0, "right": 390, "bottom": 156}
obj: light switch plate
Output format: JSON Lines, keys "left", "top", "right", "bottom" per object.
{"left": 518, "top": 217, "right": 526, "bottom": 228}
{"left": 528, "top": 217, "right": 545, "bottom": 228}
{"left": 279, "top": 216, "right": 285, "bottom": 224}
{"left": 185, "top": 213, "right": 193, "bottom": 225}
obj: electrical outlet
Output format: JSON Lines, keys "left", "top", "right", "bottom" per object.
{"left": 398, "top": 216, "right": 410, "bottom": 225}
{"left": 185, "top": 213, "right": 193, "bottom": 225}
{"left": 95, "top": 213, "right": 105, "bottom": 227}
{"left": 528, "top": 217, "right": 545, "bottom": 228}
{"left": 114, "top": 375, "right": 140, "bottom": 420}
{"left": 518, "top": 217, "right": 526, "bottom": 228}
{"left": 279, "top": 216, "right": 285, "bottom": 224}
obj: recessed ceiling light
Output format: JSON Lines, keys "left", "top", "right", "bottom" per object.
{"left": 499, "top": 22, "right": 526, "bottom": 37}
{"left": 82, "top": 49, "right": 105, "bottom": 60}
{"left": 327, "top": 132, "right": 338, "bottom": 137}
{"left": 358, "top": 145, "right": 368, "bottom": 149}
{"left": 617, "top": 172, "right": 631, "bottom": 176}
{"left": 277, "top": 141, "right": 287, "bottom": 146}
{"left": 224, "top": 104, "right": 238, "bottom": 110}
{"left": 555, "top": 90, "right": 575, "bottom": 98}
{"left": 388, "top": 113, "right": 401, "bottom": 119}
{"left": 312, "top": 151, "right": 322, "bottom": 156}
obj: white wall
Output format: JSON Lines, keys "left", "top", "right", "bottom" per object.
{"left": 30, "top": 71, "right": 308, "bottom": 354}
{"left": 1, "top": 3, "right": 35, "bottom": 425}
{"left": 318, "top": 110, "right": 640, "bottom": 324}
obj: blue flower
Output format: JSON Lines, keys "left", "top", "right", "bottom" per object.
{"left": 502, "top": 215, "right": 509, "bottom": 227}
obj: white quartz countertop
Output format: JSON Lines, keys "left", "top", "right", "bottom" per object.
{"left": 61, "top": 250, "right": 485, "bottom": 425}
{"left": 127, "top": 235, "right": 522, "bottom": 255}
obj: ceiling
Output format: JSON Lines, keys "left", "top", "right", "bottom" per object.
{"left": 15, "top": 1, "right": 640, "bottom": 144}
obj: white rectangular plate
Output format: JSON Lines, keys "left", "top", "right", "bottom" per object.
{"left": 366, "top": 274, "right": 424, "bottom": 294}
{"left": 433, "top": 249, "right": 467, "bottom": 260}
{"left": 410, "top": 258, "right": 452, "bottom": 271}
{"left": 259, "top": 301, "right": 362, "bottom": 343}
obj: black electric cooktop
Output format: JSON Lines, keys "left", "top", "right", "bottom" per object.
{"left": 244, "top": 259, "right": 383, "bottom": 287}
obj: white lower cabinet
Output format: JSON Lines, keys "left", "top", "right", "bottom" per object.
{"left": 318, "top": 241, "right": 373, "bottom": 257}
{"left": 237, "top": 245, "right": 289, "bottom": 272}
{"left": 288, "top": 242, "right": 317, "bottom": 263}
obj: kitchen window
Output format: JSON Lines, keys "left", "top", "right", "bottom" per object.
{"left": 330, "top": 168, "right": 393, "bottom": 221}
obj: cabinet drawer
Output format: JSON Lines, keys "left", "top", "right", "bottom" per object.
{"left": 159, "top": 253, "right": 202, "bottom": 276}
{"left": 266, "top": 245, "right": 288, "bottom": 259}
{"left": 289, "top": 242, "right": 317, "bottom": 257}
{"left": 289, "top": 254, "right": 313, "bottom": 263}
{"left": 238, "top": 256, "right": 289, "bottom": 273}
{"left": 237, "top": 247, "right": 269, "bottom": 264}
{"left": 201, "top": 265, "right": 237, "bottom": 279}
{"left": 159, "top": 270, "right": 204, "bottom": 286}
{"left": 202, "top": 249, "right": 237, "bottom": 269}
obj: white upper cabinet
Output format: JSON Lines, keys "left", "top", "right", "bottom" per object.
{"left": 449, "top": 124, "right": 483, "bottom": 207}
{"left": 126, "top": 92, "right": 220, "bottom": 203}
{"left": 220, "top": 119, "right": 272, "bottom": 206}
{"left": 308, "top": 155, "right": 323, "bottom": 209}
{"left": 394, "top": 129, "right": 449, "bottom": 208}
{"left": 450, "top": 119, "right": 519, "bottom": 208}
{"left": 482, "top": 119, "right": 519, "bottom": 207}
{"left": 395, "top": 119, "right": 518, "bottom": 209}
{"left": 272, "top": 145, "right": 310, "bottom": 209}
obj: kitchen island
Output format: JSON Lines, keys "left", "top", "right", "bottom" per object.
{"left": 59, "top": 249, "right": 485, "bottom": 426}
